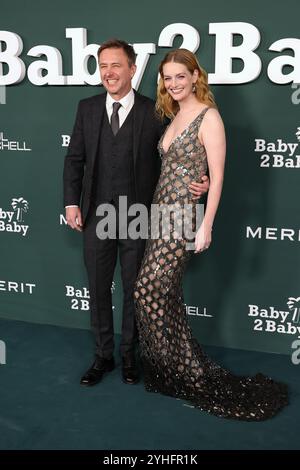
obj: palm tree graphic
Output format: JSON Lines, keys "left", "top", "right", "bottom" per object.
{"left": 287, "top": 297, "right": 300, "bottom": 323}
{"left": 11, "top": 197, "right": 29, "bottom": 222}
{"left": 296, "top": 128, "right": 300, "bottom": 142}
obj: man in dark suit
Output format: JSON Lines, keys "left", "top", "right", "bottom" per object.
{"left": 63, "top": 39, "right": 207, "bottom": 387}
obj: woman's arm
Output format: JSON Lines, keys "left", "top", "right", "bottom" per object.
{"left": 195, "top": 108, "right": 226, "bottom": 252}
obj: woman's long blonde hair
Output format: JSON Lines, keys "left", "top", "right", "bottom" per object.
{"left": 156, "top": 48, "right": 216, "bottom": 120}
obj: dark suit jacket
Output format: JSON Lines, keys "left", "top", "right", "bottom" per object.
{"left": 63, "top": 90, "right": 165, "bottom": 223}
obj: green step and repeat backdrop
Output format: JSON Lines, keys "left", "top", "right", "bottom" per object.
{"left": 0, "top": 0, "right": 299, "bottom": 355}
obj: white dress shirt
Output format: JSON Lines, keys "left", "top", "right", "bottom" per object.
{"left": 106, "top": 88, "right": 135, "bottom": 128}
{"left": 66, "top": 89, "right": 135, "bottom": 208}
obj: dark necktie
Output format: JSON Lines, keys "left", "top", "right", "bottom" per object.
{"left": 111, "top": 102, "right": 122, "bottom": 135}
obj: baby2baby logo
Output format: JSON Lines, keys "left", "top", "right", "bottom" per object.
{"left": 248, "top": 296, "right": 300, "bottom": 337}
{"left": 0, "top": 197, "right": 29, "bottom": 236}
{"left": 254, "top": 128, "right": 300, "bottom": 169}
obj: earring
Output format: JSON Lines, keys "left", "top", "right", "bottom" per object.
{"left": 192, "top": 84, "right": 197, "bottom": 93}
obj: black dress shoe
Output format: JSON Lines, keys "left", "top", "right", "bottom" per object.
{"left": 80, "top": 357, "right": 115, "bottom": 386}
{"left": 122, "top": 352, "right": 139, "bottom": 385}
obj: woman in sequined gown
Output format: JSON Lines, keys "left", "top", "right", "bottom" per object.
{"left": 134, "top": 49, "right": 288, "bottom": 421}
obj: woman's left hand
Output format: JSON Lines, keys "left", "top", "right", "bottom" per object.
{"left": 194, "top": 222, "right": 212, "bottom": 253}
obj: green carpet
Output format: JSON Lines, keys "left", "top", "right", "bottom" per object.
{"left": 0, "top": 318, "right": 298, "bottom": 450}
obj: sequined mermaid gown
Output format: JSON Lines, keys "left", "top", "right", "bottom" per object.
{"left": 134, "top": 107, "right": 288, "bottom": 421}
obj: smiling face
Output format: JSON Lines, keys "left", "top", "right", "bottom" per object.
{"left": 99, "top": 47, "right": 136, "bottom": 100}
{"left": 162, "top": 61, "right": 199, "bottom": 102}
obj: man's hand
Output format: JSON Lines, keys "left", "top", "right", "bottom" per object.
{"left": 66, "top": 206, "right": 83, "bottom": 232}
{"left": 189, "top": 175, "right": 210, "bottom": 200}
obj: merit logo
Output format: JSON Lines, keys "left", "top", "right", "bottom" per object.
{"left": 0, "top": 197, "right": 29, "bottom": 236}
{"left": 246, "top": 226, "right": 300, "bottom": 242}
{"left": 0, "top": 131, "right": 32, "bottom": 151}
{"left": 254, "top": 129, "right": 300, "bottom": 169}
{"left": 0, "top": 280, "right": 36, "bottom": 294}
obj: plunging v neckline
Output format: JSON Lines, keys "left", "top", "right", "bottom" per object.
{"left": 161, "top": 107, "right": 208, "bottom": 154}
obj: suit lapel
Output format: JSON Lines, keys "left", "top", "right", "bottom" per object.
{"left": 133, "top": 91, "right": 147, "bottom": 168}
{"left": 90, "top": 92, "right": 106, "bottom": 168}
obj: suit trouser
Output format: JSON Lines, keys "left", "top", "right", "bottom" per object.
{"left": 83, "top": 202, "right": 145, "bottom": 359}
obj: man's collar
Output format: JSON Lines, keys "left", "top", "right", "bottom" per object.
{"left": 106, "top": 88, "right": 135, "bottom": 110}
